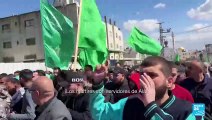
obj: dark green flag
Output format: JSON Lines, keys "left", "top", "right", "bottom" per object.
{"left": 128, "top": 27, "right": 162, "bottom": 56}
{"left": 78, "top": 0, "right": 108, "bottom": 70}
{"left": 40, "top": 0, "right": 75, "bottom": 69}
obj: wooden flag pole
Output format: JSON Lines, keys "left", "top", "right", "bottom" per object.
{"left": 73, "top": 0, "right": 83, "bottom": 71}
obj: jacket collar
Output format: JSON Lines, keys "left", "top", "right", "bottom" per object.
{"left": 160, "top": 91, "right": 176, "bottom": 109}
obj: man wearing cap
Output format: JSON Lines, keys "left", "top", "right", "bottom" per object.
{"left": 105, "top": 67, "right": 131, "bottom": 103}
{"left": 59, "top": 71, "right": 92, "bottom": 120}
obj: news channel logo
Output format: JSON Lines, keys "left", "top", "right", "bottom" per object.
{"left": 192, "top": 103, "right": 205, "bottom": 117}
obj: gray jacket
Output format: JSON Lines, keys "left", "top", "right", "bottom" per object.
{"left": 8, "top": 89, "right": 36, "bottom": 120}
{"left": 36, "top": 97, "right": 72, "bottom": 120}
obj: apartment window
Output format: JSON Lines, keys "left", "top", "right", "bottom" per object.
{"left": 25, "top": 19, "right": 34, "bottom": 27}
{"left": 120, "top": 46, "right": 122, "bottom": 50}
{"left": 26, "top": 38, "right": 36, "bottom": 46}
{"left": 2, "top": 24, "right": 10, "bottom": 31}
{"left": 24, "top": 54, "right": 37, "bottom": 60}
{"left": 3, "top": 57, "right": 14, "bottom": 62}
{"left": 3, "top": 42, "right": 12, "bottom": 48}
{"left": 116, "top": 33, "right": 118, "bottom": 38}
{"left": 119, "top": 36, "right": 121, "bottom": 40}
{"left": 116, "top": 44, "right": 119, "bottom": 49}
{"left": 110, "top": 43, "right": 113, "bottom": 48}
{"left": 109, "top": 31, "right": 113, "bottom": 37}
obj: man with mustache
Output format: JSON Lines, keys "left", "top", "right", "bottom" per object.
{"left": 89, "top": 56, "right": 199, "bottom": 120}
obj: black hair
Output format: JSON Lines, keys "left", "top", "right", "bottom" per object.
{"left": 19, "top": 69, "right": 33, "bottom": 81}
{"left": 8, "top": 77, "right": 20, "bottom": 85}
{"left": 53, "top": 67, "right": 61, "bottom": 71}
{"left": 35, "top": 70, "right": 46, "bottom": 76}
{"left": 85, "top": 65, "right": 93, "bottom": 71}
{"left": 168, "top": 61, "right": 178, "bottom": 69}
{"left": 141, "top": 56, "right": 172, "bottom": 77}
{"left": 0, "top": 73, "right": 8, "bottom": 79}
{"left": 14, "top": 71, "right": 20, "bottom": 74}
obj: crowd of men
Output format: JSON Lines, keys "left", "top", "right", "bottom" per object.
{"left": 0, "top": 56, "right": 212, "bottom": 120}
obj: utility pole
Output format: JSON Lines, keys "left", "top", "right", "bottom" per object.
{"left": 157, "top": 22, "right": 171, "bottom": 56}
{"left": 158, "top": 22, "right": 164, "bottom": 47}
{"left": 172, "top": 32, "right": 175, "bottom": 50}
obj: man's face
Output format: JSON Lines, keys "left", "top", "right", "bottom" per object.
{"left": 33, "top": 72, "right": 39, "bottom": 80}
{"left": 113, "top": 73, "right": 124, "bottom": 84}
{"left": 142, "top": 64, "right": 168, "bottom": 100}
{"left": 189, "top": 62, "right": 204, "bottom": 82}
{"left": 0, "top": 77, "right": 7, "bottom": 85}
{"left": 5, "top": 81, "right": 16, "bottom": 96}
{"left": 108, "top": 73, "right": 113, "bottom": 80}
{"left": 84, "top": 67, "right": 92, "bottom": 76}
{"left": 65, "top": 83, "right": 79, "bottom": 96}
{"left": 171, "top": 68, "right": 178, "bottom": 83}
{"left": 53, "top": 69, "right": 59, "bottom": 77}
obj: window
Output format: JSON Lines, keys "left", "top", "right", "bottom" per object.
{"left": 24, "top": 54, "right": 37, "bottom": 60}
{"left": 109, "top": 31, "right": 113, "bottom": 37}
{"left": 2, "top": 24, "right": 10, "bottom": 31}
{"left": 120, "top": 46, "right": 122, "bottom": 50}
{"left": 25, "top": 19, "right": 34, "bottom": 27}
{"left": 119, "top": 36, "right": 121, "bottom": 40}
{"left": 116, "top": 44, "right": 119, "bottom": 49}
{"left": 116, "top": 33, "right": 118, "bottom": 38}
{"left": 110, "top": 43, "right": 113, "bottom": 48}
{"left": 3, "top": 42, "right": 12, "bottom": 48}
{"left": 3, "top": 57, "right": 14, "bottom": 62}
{"left": 26, "top": 38, "right": 36, "bottom": 45}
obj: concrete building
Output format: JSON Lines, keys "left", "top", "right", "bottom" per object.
{"left": 121, "top": 47, "right": 146, "bottom": 66}
{"left": 106, "top": 19, "right": 124, "bottom": 63}
{"left": 0, "top": 0, "right": 125, "bottom": 63}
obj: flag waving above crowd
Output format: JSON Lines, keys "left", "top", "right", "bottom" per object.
{"left": 40, "top": 0, "right": 75, "bottom": 69}
{"left": 78, "top": 0, "right": 108, "bottom": 70}
{"left": 128, "top": 27, "right": 162, "bottom": 56}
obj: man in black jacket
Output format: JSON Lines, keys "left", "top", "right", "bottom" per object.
{"left": 180, "top": 60, "right": 212, "bottom": 120}
{"left": 105, "top": 67, "right": 131, "bottom": 103}
{"left": 59, "top": 71, "right": 92, "bottom": 120}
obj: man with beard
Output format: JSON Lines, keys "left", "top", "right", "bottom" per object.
{"left": 5, "top": 77, "right": 25, "bottom": 113}
{"left": 7, "top": 69, "right": 36, "bottom": 120}
{"left": 180, "top": 60, "right": 212, "bottom": 120}
{"left": 168, "top": 62, "right": 194, "bottom": 103}
{"left": 89, "top": 56, "right": 198, "bottom": 120}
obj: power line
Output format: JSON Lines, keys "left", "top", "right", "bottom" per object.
{"left": 175, "top": 24, "right": 212, "bottom": 35}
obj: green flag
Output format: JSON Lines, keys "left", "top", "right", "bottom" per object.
{"left": 128, "top": 27, "right": 162, "bottom": 56}
{"left": 174, "top": 54, "right": 180, "bottom": 62}
{"left": 78, "top": 0, "right": 108, "bottom": 70}
{"left": 40, "top": 0, "right": 75, "bottom": 69}
{"left": 79, "top": 49, "right": 106, "bottom": 70}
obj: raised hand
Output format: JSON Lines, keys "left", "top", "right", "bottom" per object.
{"left": 139, "top": 73, "right": 156, "bottom": 106}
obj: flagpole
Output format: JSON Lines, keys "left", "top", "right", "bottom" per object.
{"left": 73, "top": 0, "right": 83, "bottom": 71}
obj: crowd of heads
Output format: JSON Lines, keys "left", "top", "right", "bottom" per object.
{"left": 0, "top": 56, "right": 212, "bottom": 119}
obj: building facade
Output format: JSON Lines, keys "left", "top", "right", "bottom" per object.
{"left": 0, "top": 1, "right": 125, "bottom": 63}
{"left": 106, "top": 20, "right": 124, "bottom": 63}
{"left": 0, "top": 2, "right": 78, "bottom": 63}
